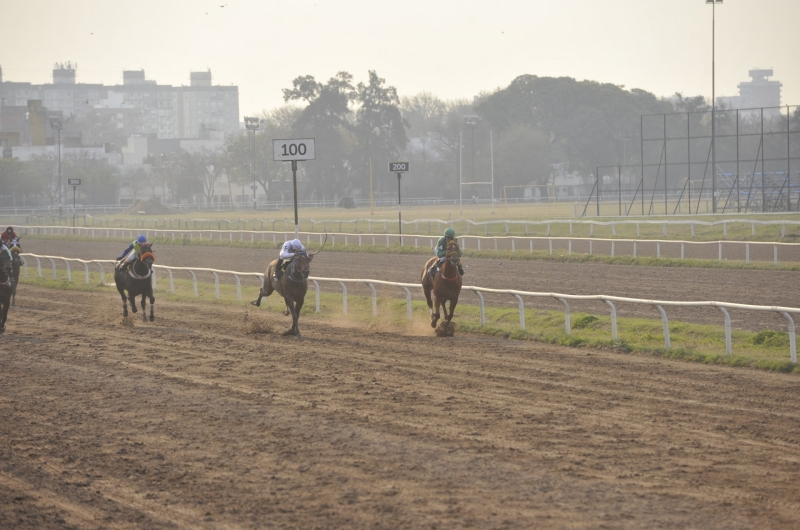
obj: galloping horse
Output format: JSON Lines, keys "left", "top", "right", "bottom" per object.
{"left": 114, "top": 243, "right": 156, "bottom": 322}
{"left": 0, "top": 252, "right": 13, "bottom": 332}
{"left": 251, "top": 250, "right": 313, "bottom": 338}
{"left": 421, "top": 240, "right": 463, "bottom": 329}
{"left": 9, "top": 245, "right": 23, "bottom": 306}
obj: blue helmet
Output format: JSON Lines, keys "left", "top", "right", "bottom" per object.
{"left": 136, "top": 235, "right": 147, "bottom": 244}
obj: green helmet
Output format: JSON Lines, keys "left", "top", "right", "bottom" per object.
{"left": 444, "top": 228, "right": 456, "bottom": 238}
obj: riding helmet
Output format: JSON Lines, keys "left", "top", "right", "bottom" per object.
{"left": 136, "top": 235, "right": 147, "bottom": 244}
{"left": 291, "top": 238, "right": 302, "bottom": 248}
{"left": 444, "top": 227, "right": 456, "bottom": 238}
{"left": 5, "top": 227, "right": 12, "bottom": 233}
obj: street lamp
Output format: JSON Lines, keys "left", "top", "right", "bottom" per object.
{"left": 706, "top": 0, "right": 723, "bottom": 213}
{"left": 244, "top": 116, "right": 260, "bottom": 210}
{"left": 50, "top": 116, "right": 63, "bottom": 216}
{"left": 463, "top": 115, "right": 481, "bottom": 214}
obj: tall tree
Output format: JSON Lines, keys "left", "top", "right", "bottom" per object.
{"left": 283, "top": 72, "right": 356, "bottom": 200}
{"left": 353, "top": 70, "right": 408, "bottom": 191}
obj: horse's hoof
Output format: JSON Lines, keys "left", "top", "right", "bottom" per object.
{"left": 430, "top": 321, "right": 437, "bottom": 328}
{"left": 149, "top": 315, "right": 155, "bottom": 322}
{"left": 250, "top": 300, "right": 260, "bottom": 307}
{"left": 281, "top": 329, "right": 296, "bottom": 336}
{"left": 283, "top": 309, "right": 290, "bottom": 316}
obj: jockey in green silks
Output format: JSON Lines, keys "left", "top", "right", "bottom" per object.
{"left": 428, "top": 227, "right": 464, "bottom": 277}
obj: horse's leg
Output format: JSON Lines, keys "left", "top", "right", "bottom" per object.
{"left": 293, "top": 296, "right": 305, "bottom": 339}
{"left": 140, "top": 292, "right": 147, "bottom": 322}
{"left": 282, "top": 296, "right": 297, "bottom": 336}
{"left": 445, "top": 296, "right": 458, "bottom": 323}
{"left": 117, "top": 285, "right": 129, "bottom": 317}
{"left": 148, "top": 290, "right": 155, "bottom": 322}
{"left": 432, "top": 292, "right": 441, "bottom": 329}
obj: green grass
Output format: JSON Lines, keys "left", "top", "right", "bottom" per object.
{"left": 17, "top": 269, "right": 800, "bottom": 375}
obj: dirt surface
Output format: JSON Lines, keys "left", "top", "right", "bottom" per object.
{"left": 1, "top": 286, "right": 800, "bottom": 529}
{"left": 24, "top": 238, "right": 800, "bottom": 332}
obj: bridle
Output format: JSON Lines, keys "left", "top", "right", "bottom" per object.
{"left": 285, "top": 251, "right": 310, "bottom": 283}
{"left": 440, "top": 243, "right": 460, "bottom": 282}
{"left": 128, "top": 245, "right": 154, "bottom": 280}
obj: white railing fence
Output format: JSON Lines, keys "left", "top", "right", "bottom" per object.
{"left": 20, "top": 253, "right": 800, "bottom": 363}
{"left": 19, "top": 225, "right": 800, "bottom": 265}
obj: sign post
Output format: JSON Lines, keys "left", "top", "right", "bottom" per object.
{"left": 273, "top": 138, "right": 315, "bottom": 238}
{"left": 67, "top": 178, "right": 81, "bottom": 227}
{"left": 388, "top": 162, "right": 409, "bottom": 245}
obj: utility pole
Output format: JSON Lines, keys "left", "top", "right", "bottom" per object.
{"left": 707, "top": 0, "right": 723, "bottom": 213}
{"left": 244, "top": 117, "right": 260, "bottom": 210}
{"left": 50, "top": 117, "right": 63, "bottom": 217}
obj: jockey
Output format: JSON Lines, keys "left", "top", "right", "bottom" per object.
{"left": 0, "top": 242, "right": 13, "bottom": 275}
{"left": 429, "top": 227, "right": 464, "bottom": 277}
{"left": 275, "top": 238, "right": 305, "bottom": 279}
{"left": 1, "top": 226, "right": 18, "bottom": 247}
{"left": 118, "top": 235, "right": 147, "bottom": 271}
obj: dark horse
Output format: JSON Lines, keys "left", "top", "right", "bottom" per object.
{"left": 114, "top": 243, "right": 156, "bottom": 322}
{"left": 0, "top": 252, "right": 13, "bottom": 332}
{"left": 250, "top": 251, "right": 313, "bottom": 338}
{"left": 9, "top": 244, "right": 22, "bottom": 306}
{"left": 422, "top": 240, "right": 463, "bottom": 329}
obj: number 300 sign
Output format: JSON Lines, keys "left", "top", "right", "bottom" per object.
{"left": 273, "top": 138, "right": 316, "bottom": 161}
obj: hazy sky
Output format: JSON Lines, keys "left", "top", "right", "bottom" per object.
{"left": 1, "top": 0, "right": 797, "bottom": 117}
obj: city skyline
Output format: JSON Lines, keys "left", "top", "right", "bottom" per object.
{"left": 1, "top": 0, "right": 798, "bottom": 118}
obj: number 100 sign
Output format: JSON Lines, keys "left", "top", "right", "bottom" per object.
{"left": 273, "top": 138, "right": 316, "bottom": 161}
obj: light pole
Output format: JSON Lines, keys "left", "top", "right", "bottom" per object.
{"left": 707, "top": 0, "right": 722, "bottom": 213}
{"left": 244, "top": 116, "right": 260, "bottom": 210}
{"left": 464, "top": 114, "right": 479, "bottom": 189}
{"left": 50, "top": 116, "right": 63, "bottom": 217}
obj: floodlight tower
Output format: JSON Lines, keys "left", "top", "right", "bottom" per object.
{"left": 706, "top": 0, "right": 723, "bottom": 213}
{"left": 244, "top": 116, "right": 260, "bottom": 210}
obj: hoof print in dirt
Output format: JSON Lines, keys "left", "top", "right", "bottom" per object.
{"left": 243, "top": 312, "right": 272, "bottom": 335}
{"left": 435, "top": 321, "right": 456, "bottom": 337}
{"left": 120, "top": 316, "right": 135, "bottom": 327}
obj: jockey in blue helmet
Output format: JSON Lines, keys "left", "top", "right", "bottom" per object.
{"left": 118, "top": 235, "right": 147, "bottom": 271}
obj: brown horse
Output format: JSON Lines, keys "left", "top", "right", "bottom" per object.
{"left": 250, "top": 250, "right": 313, "bottom": 338}
{"left": 421, "top": 240, "right": 462, "bottom": 329}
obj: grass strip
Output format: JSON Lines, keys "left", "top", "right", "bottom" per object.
{"left": 16, "top": 271, "right": 799, "bottom": 374}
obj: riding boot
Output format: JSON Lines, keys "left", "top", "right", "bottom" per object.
{"left": 458, "top": 264, "right": 465, "bottom": 276}
{"left": 275, "top": 259, "right": 284, "bottom": 279}
{"left": 428, "top": 265, "right": 438, "bottom": 278}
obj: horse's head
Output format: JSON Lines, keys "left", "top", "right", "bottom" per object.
{"left": 138, "top": 243, "right": 155, "bottom": 269}
{"left": 293, "top": 250, "right": 312, "bottom": 278}
{"left": 9, "top": 247, "right": 21, "bottom": 262}
{"left": 445, "top": 240, "right": 460, "bottom": 267}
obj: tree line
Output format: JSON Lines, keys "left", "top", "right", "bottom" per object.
{"left": 3, "top": 71, "right": 797, "bottom": 207}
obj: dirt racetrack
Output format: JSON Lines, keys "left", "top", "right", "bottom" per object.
{"left": 2, "top": 286, "right": 800, "bottom": 528}
{"left": 24, "top": 238, "right": 800, "bottom": 332}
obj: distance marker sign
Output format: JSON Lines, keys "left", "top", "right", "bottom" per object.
{"left": 388, "top": 162, "right": 409, "bottom": 173}
{"left": 273, "top": 138, "right": 315, "bottom": 161}
{"left": 68, "top": 179, "right": 81, "bottom": 186}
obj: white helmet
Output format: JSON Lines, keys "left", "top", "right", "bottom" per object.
{"left": 291, "top": 239, "right": 302, "bottom": 248}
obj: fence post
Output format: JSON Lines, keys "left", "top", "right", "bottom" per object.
{"left": 611, "top": 240, "right": 615, "bottom": 257}
{"left": 189, "top": 270, "right": 198, "bottom": 297}
{"left": 474, "top": 290, "right": 486, "bottom": 327}
{"left": 604, "top": 300, "right": 618, "bottom": 341}
{"left": 168, "top": 269, "right": 175, "bottom": 293}
{"left": 681, "top": 242, "right": 685, "bottom": 260}
{"left": 151, "top": 268, "right": 157, "bottom": 290}
{"left": 402, "top": 286, "right": 412, "bottom": 320}
{"left": 339, "top": 281, "right": 348, "bottom": 316}
{"left": 718, "top": 307, "right": 732, "bottom": 355}
{"left": 557, "top": 297, "right": 570, "bottom": 334}
{"left": 513, "top": 294, "right": 525, "bottom": 330}
{"left": 779, "top": 312, "right": 797, "bottom": 363}
{"left": 654, "top": 305, "right": 670, "bottom": 349}
{"left": 36, "top": 257, "right": 42, "bottom": 278}
{"left": 97, "top": 262, "right": 105, "bottom": 284}
{"left": 48, "top": 258, "right": 56, "bottom": 280}
{"left": 64, "top": 260, "right": 72, "bottom": 282}
{"left": 774, "top": 244, "right": 778, "bottom": 266}
{"left": 719, "top": 242, "right": 722, "bottom": 263}
{"left": 83, "top": 263, "right": 89, "bottom": 284}
{"left": 549, "top": 238, "right": 553, "bottom": 255}
{"left": 234, "top": 275, "right": 241, "bottom": 301}
{"left": 633, "top": 240, "right": 637, "bottom": 258}
{"left": 657, "top": 241, "right": 660, "bottom": 259}
{"left": 367, "top": 282, "right": 377, "bottom": 317}
{"left": 746, "top": 243, "right": 750, "bottom": 264}
{"left": 568, "top": 239, "right": 572, "bottom": 256}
